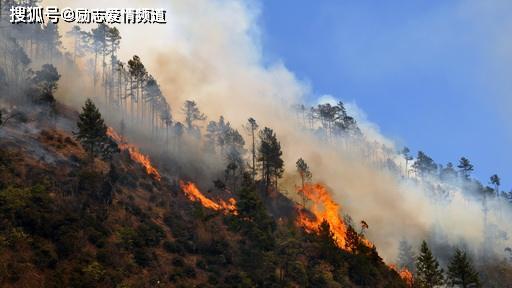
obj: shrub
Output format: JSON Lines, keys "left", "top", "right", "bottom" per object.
{"left": 32, "top": 241, "right": 58, "bottom": 269}
{"left": 136, "top": 221, "right": 164, "bottom": 247}
{"left": 183, "top": 265, "right": 196, "bottom": 278}
{"left": 196, "top": 258, "right": 208, "bottom": 270}
{"left": 163, "top": 240, "right": 185, "bottom": 255}
{"left": 172, "top": 256, "right": 185, "bottom": 267}
{"left": 134, "top": 248, "right": 153, "bottom": 267}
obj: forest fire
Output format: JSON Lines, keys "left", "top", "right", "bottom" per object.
{"left": 179, "top": 181, "right": 237, "bottom": 214}
{"left": 389, "top": 264, "right": 414, "bottom": 287}
{"left": 297, "top": 183, "right": 347, "bottom": 247}
{"left": 107, "top": 128, "right": 161, "bottom": 181}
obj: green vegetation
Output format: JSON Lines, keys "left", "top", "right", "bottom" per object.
{"left": 0, "top": 2, "right": 510, "bottom": 286}
{"left": 447, "top": 248, "right": 480, "bottom": 288}
{"left": 415, "top": 241, "right": 444, "bottom": 288}
{"left": 74, "top": 99, "right": 119, "bottom": 161}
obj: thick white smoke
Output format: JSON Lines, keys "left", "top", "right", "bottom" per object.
{"left": 42, "top": 0, "right": 511, "bottom": 261}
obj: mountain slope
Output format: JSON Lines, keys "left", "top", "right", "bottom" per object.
{"left": 0, "top": 102, "right": 407, "bottom": 287}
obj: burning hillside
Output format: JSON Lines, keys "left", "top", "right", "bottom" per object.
{"left": 389, "top": 264, "right": 414, "bottom": 287}
{"left": 107, "top": 127, "right": 161, "bottom": 181}
{"left": 179, "top": 180, "right": 237, "bottom": 214}
{"left": 296, "top": 183, "right": 374, "bottom": 251}
{"left": 297, "top": 183, "right": 348, "bottom": 247}
{"left": 2, "top": 0, "right": 509, "bottom": 285}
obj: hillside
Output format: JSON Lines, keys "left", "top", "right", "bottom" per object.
{"left": 2, "top": 1, "right": 512, "bottom": 287}
{"left": 0, "top": 102, "right": 407, "bottom": 287}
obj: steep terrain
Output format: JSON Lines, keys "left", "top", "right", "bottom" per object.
{"left": 0, "top": 102, "right": 407, "bottom": 287}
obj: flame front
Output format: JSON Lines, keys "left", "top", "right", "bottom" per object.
{"left": 297, "top": 183, "right": 347, "bottom": 247}
{"left": 107, "top": 128, "right": 161, "bottom": 181}
{"left": 389, "top": 264, "right": 414, "bottom": 287}
{"left": 179, "top": 181, "right": 237, "bottom": 214}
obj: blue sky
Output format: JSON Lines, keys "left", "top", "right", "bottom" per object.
{"left": 259, "top": 0, "right": 511, "bottom": 189}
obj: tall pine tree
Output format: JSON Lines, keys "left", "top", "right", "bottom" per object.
{"left": 457, "top": 157, "right": 474, "bottom": 180}
{"left": 447, "top": 248, "right": 480, "bottom": 288}
{"left": 74, "top": 99, "right": 118, "bottom": 161}
{"left": 296, "top": 158, "right": 312, "bottom": 207}
{"left": 258, "top": 127, "right": 284, "bottom": 194}
{"left": 247, "top": 117, "right": 258, "bottom": 182}
{"left": 416, "top": 240, "right": 444, "bottom": 287}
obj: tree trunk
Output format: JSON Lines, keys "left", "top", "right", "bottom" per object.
{"left": 251, "top": 128, "right": 255, "bottom": 182}
{"left": 94, "top": 50, "right": 98, "bottom": 88}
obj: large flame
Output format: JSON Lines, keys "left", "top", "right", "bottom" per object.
{"left": 297, "top": 183, "right": 348, "bottom": 247}
{"left": 179, "top": 181, "right": 237, "bottom": 214}
{"left": 389, "top": 264, "right": 414, "bottom": 287}
{"left": 107, "top": 128, "right": 161, "bottom": 181}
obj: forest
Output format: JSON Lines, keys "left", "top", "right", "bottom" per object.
{"left": 1, "top": 1, "right": 512, "bottom": 287}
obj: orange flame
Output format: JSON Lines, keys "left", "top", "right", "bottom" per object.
{"left": 179, "top": 181, "right": 237, "bottom": 214}
{"left": 389, "top": 264, "right": 414, "bottom": 287}
{"left": 297, "top": 183, "right": 347, "bottom": 247}
{"left": 107, "top": 128, "right": 161, "bottom": 181}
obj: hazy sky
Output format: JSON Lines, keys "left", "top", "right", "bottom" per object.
{"left": 260, "top": 0, "right": 511, "bottom": 189}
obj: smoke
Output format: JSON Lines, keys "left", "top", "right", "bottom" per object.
{"left": 37, "top": 0, "right": 512, "bottom": 262}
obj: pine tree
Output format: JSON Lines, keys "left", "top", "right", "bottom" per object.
{"left": 182, "top": 100, "right": 206, "bottom": 132}
{"left": 401, "top": 147, "right": 413, "bottom": 176}
{"left": 447, "top": 248, "right": 480, "bottom": 288}
{"left": 74, "top": 99, "right": 118, "bottom": 161}
{"left": 223, "top": 127, "right": 245, "bottom": 193}
{"left": 66, "top": 25, "right": 84, "bottom": 62}
{"left": 440, "top": 162, "right": 457, "bottom": 181}
{"left": 236, "top": 173, "right": 275, "bottom": 250}
{"left": 31, "top": 64, "right": 60, "bottom": 104}
{"left": 416, "top": 240, "right": 444, "bottom": 287}
{"left": 457, "top": 157, "right": 474, "bottom": 180}
{"left": 318, "top": 220, "right": 341, "bottom": 265}
{"left": 257, "top": 127, "right": 284, "bottom": 193}
{"left": 296, "top": 158, "right": 312, "bottom": 207}
{"left": 128, "top": 55, "right": 147, "bottom": 120}
{"left": 413, "top": 151, "right": 437, "bottom": 176}
{"left": 490, "top": 174, "right": 500, "bottom": 198}
{"left": 247, "top": 117, "right": 258, "bottom": 182}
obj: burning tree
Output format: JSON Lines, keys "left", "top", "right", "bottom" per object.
{"left": 296, "top": 183, "right": 348, "bottom": 248}
{"left": 74, "top": 99, "right": 119, "bottom": 161}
